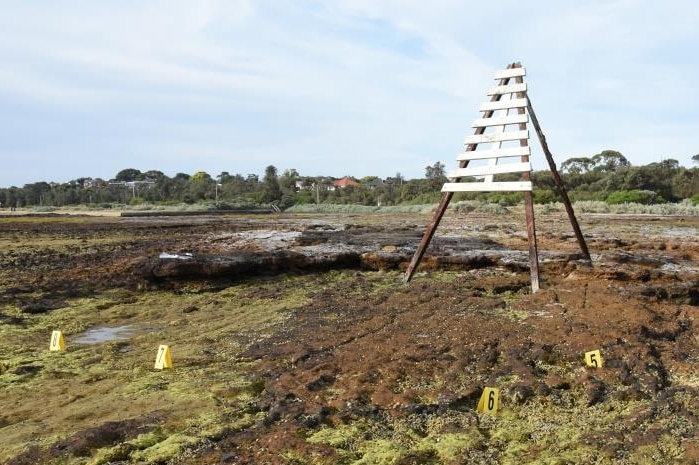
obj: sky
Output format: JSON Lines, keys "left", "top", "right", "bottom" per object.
{"left": 1, "top": 0, "right": 698, "bottom": 188}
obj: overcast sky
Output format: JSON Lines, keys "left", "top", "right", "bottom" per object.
{"left": 1, "top": 0, "right": 697, "bottom": 187}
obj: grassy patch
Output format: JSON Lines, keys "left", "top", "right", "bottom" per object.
{"left": 0, "top": 274, "right": 315, "bottom": 463}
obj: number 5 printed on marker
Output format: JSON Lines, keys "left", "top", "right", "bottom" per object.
{"left": 585, "top": 349, "right": 603, "bottom": 368}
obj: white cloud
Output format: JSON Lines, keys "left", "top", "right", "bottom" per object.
{"left": 0, "top": 0, "right": 698, "bottom": 186}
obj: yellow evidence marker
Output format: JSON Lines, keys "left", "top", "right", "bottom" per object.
{"left": 585, "top": 349, "right": 603, "bottom": 368}
{"left": 477, "top": 387, "right": 500, "bottom": 415}
{"left": 49, "top": 330, "right": 65, "bottom": 351}
{"left": 154, "top": 345, "right": 173, "bottom": 369}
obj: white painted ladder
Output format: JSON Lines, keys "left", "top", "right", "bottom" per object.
{"left": 442, "top": 66, "right": 532, "bottom": 193}
{"left": 404, "top": 62, "right": 591, "bottom": 292}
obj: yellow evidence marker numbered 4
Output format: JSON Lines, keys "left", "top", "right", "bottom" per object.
{"left": 154, "top": 345, "right": 173, "bottom": 369}
{"left": 477, "top": 387, "right": 500, "bottom": 414}
{"left": 49, "top": 330, "right": 65, "bottom": 351}
{"left": 585, "top": 349, "right": 603, "bottom": 368}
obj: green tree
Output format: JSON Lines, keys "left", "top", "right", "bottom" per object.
{"left": 140, "top": 170, "right": 165, "bottom": 181}
{"left": 226, "top": 174, "right": 247, "bottom": 195}
{"left": 261, "top": 165, "right": 281, "bottom": 203}
{"left": 185, "top": 171, "right": 214, "bottom": 202}
{"left": 425, "top": 162, "right": 446, "bottom": 179}
{"left": 22, "top": 182, "right": 51, "bottom": 206}
{"left": 3, "top": 186, "right": 20, "bottom": 208}
{"left": 670, "top": 167, "right": 699, "bottom": 199}
{"left": 279, "top": 169, "right": 300, "bottom": 209}
{"left": 218, "top": 171, "right": 232, "bottom": 184}
{"left": 143, "top": 175, "right": 174, "bottom": 202}
{"left": 190, "top": 171, "right": 212, "bottom": 182}
{"left": 374, "top": 182, "right": 397, "bottom": 206}
{"left": 114, "top": 168, "right": 142, "bottom": 182}
{"left": 424, "top": 161, "right": 448, "bottom": 191}
{"left": 591, "top": 150, "right": 630, "bottom": 173}
{"left": 279, "top": 169, "right": 299, "bottom": 192}
{"left": 561, "top": 157, "right": 594, "bottom": 175}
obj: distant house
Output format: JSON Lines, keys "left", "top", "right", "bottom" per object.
{"left": 332, "top": 177, "right": 359, "bottom": 189}
{"left": 82, "top": 178, "right": 108, "bottom": 189}
{"left": 362, "top": 178, "right": 384, "bottom": 190}
{"left": 296, "top": 177, "right": 335, "bottom": 191}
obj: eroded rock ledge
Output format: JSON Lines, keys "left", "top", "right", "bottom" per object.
{"left": 138, "top": 224, "right": 580, "bottom": 280}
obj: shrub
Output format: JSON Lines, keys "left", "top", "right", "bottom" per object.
{"left": 605, "top": 190, "right": 659, "bottom": 205}
{"left": 475, "top": 203, "right": 510, "bottom": 214}
{"left": 284, "top": 204, "right": 438, "bottom": 214}
{"left": 30, "top": 206, "right": 57, "bottom": 212}
{"left": 533, "top": 189, "right": 559, "bottom": 204}
{"left": 452, "top": 201, "right": 480, "bottom": 213}
{"left": 294, "top": 191, "right": 315, "bottom": 205}
{"left": 536, "top": 202, "right": 564, "bottom": 214}
{"left": 485, "top": 192, "right": 523, "bottom": 206}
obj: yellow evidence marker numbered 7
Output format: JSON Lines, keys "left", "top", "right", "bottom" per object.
{"left": 585, "top": 349, "right": 603, "bottom": 368}
{"left": 154, "top": 345, "right": 173, "bottom": 369}
{"left": 477, "top": 387, "right": 500, "bottom": 414}
{"left": 49, "top": 330, "right": 65, "bottom": 351}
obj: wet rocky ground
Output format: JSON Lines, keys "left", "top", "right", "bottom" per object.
{"left": 1, "top": 210, "right": 699, "bottom": 464}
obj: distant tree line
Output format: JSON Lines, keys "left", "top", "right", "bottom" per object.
{"left": 2, "top": 152, "right": 699, "bottom": 209}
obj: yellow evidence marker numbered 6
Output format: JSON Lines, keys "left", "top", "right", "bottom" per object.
{"left": 585, "top": 349, "right": 603, "bottom": 368}
{"left": 154, "top": 345, "right": 173, "bottom": 369}
{"left": 477, "top": 387, "right": 500, "bottom": 414}
{"left": 49, "top": 330, "right": 65, "bottom": 351}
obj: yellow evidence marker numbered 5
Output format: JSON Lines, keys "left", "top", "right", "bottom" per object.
{"left": 585, "top": 349, "right": 603, "bottom": 368}
{"left": 50, "top": 330, "right": 65, "bottom": 351}
{"left": 477, "top": 387, "right": 500, "bottom": 414}
{"left": 154, "top": 345, "right": 173, "bottom": 369}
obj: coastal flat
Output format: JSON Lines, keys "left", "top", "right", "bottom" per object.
{"left": 1, "top": 211, "right": 699, "bottom": 464}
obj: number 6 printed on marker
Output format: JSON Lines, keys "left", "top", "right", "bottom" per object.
{"left": 477, "top": 387, "right": 500, "bottom": 414}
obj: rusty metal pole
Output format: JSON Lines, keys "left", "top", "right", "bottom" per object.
{"left": 515, "top": 72, "right": 540, "bottom": 292}
{"left": 403, "top": 63, "right": 518, "bottom": 284}
{"left": 402, "top": 191, "right": 453, "bottom": 283}
{"left": 526, "top": 99, "right": 591, "bottom": 261}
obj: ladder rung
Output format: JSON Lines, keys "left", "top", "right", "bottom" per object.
{"left": 493, "top": 68, "right": 526, "bottom": 79}
{"left": 487, "top": 83, "right": 527, "bottom": 96}
{"left": 457, "top": 147, "right": 531, "bottom": 161}
{"left": 465, "top": 130, "right": 528, "bottom": 145}
{"left": 479, "top": 98, "right": 528, "bottom": 112}
{"left": 472, "top": 114, "right": 528, "bottom": 128}
{"left": 449, "top": 162, "right": 531, "bottom": 178}
{"left": 442, "top": 181, "right": 533, "bottom": 192}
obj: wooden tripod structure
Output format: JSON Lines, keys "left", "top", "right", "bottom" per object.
{"left": 403, "top": 62, "right": 591, "bottom": 292}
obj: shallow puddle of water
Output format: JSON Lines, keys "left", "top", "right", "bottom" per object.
{"left": 73, "top": 325, "right": 139, "bottom": 344}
